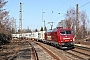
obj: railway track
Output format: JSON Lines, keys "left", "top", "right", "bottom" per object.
{"left": 37, "top": 40, "right": 90, "bottom": 60}
{"left": 27, "top": 41, "right": 39, "bottom": 60}
{"left": 74, "top": 45, "right": 90, "bottom": 51}
{"left": 27, "top": 40, "right": 64, "bottom": 60}
{"left": 20, "top": 41, "right": 90, "bottom": 60}
{"left": 9, "top": 40, "right": 63, "bottom": 60}
{"left": 64, "top": 50, "right": 89, "bottom": 60}
{"left": 34, "top": 41, "right": 62, "bottom": 60}
{"left": 1, "top": 39, "right": 63, "bottom": 60}
{"left": 63, "top": 45, "right": 90, "bottom": 60}
{"left": 34, "top": 41, "right": 74, "bottom": 60}
{"left": 1, "top": 39, "right": 90, "bottom": 60}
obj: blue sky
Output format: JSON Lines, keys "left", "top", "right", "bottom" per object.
{"left": 5, "top": 0, "right": 90, "bottom": 31}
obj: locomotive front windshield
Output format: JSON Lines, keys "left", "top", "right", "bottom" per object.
{"left": 60, "top": 30, "right": 71, "bottom": 35}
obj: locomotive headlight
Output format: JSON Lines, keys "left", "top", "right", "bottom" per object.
{"left": 61, "top": 40, "right": 63, "bottom": 42}
{"left": 70, "top": 40, "right": 72, "bottom": 41}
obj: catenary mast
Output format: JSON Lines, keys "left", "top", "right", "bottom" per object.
{"left": 19, "top": 2, "right": 22, "bottom": 39}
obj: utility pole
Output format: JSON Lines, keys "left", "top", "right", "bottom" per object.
{"left": 43, "top": 20, "right": 45, "bottom": 31}
{"left": 48, "top": 22, "right": 53, "bottom": 30}
{"left": 76, "top": 4, "right": 79, "bottom": 40}
{"left": 19, "top": 2, "right": 22, "bottom": 39}
{"left": 42, "top": 12, "right": 45, "bottom": 31}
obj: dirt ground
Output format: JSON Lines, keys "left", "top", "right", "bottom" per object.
{"left": 0, "top": 40, "right": 24, "bottom": 60}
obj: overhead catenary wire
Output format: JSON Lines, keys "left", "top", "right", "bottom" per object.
{"left": 48, "top": 11, "right": 53, "bottom": 16}
{"left": 43, "top": 0, "right": 90, "bottom": 21}
{"left": 57, "top": 1, "right": 90, "bottom": 20}
{"left": 79, "top": 1, "right": 90, "bottom": 8}
{"left": 47, "top": 0, "right": 70, "bottom": 17}
{"left": 48, "top": 1, "right": 90, "bottom": 27}
{"left": 46, "top": 0, "right": 70, "bottom": 29}
{"left": 57, "top": 0, "right": 70, "bottom": 10}
{"left": 56, "top": 14, "right": 65, "bottom": 20}
{"left": 53, "top": 0, "right": 70, "bottom": 21}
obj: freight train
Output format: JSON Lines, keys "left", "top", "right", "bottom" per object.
{"left": 12, "top": 27, "right": 74, "bottom": 49}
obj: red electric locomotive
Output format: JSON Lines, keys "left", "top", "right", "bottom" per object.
{"left": 44, "top": 27, "right": 74, "bottom": 49}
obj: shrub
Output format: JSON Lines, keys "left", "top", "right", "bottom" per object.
{"left": 0, "top": 33, "right": 10, "bottom": 44}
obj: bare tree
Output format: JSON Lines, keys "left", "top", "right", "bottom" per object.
{"left": 57, "top": 20, "right": 65, "bottom": 28}
{"left": 57, "top": 7, "right": 89, "bottom": 40}
{"left": 65, "top": 8, "right": 76, "bottom": 28}
{"left": 0, "top": 0, "right": 16, "bottom": 35}
{"left": 0, "top": 0, "right": 8, "bottom": 33}
{"left": 79, "top": 11, "right": 88, "bottom": 38}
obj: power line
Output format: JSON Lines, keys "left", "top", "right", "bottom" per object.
{"left": 57, "top": 0, "right": 69, "bottom": 10}
{"left": 56, "top": 14, "right": 65, "bottom": 20}
{"left": 53, "top": 0, "right": 69, "bottom": 20}
{"left": 79, "top": 1, "right": 90, "bottom": 8}
{"left": 45, "top": 0, "right": 70, "bottom": 29}
{"left": 57, "top": 1, "right": 90, "bottom": 20}
{"left": 48, "top": 11, "right": 53, "bottom": 16}
{"left": 47, "top": 0, "right": 69, "bottom": 17}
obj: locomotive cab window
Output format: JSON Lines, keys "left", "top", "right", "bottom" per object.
{"left": 60, "top": 30, "right": 71, "bottom": 35}
{"left": 60, "top": 31, "right": 65, "bottom": 34}
{"left": 66, "top": 30, "right": 71, "bottom": 34}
